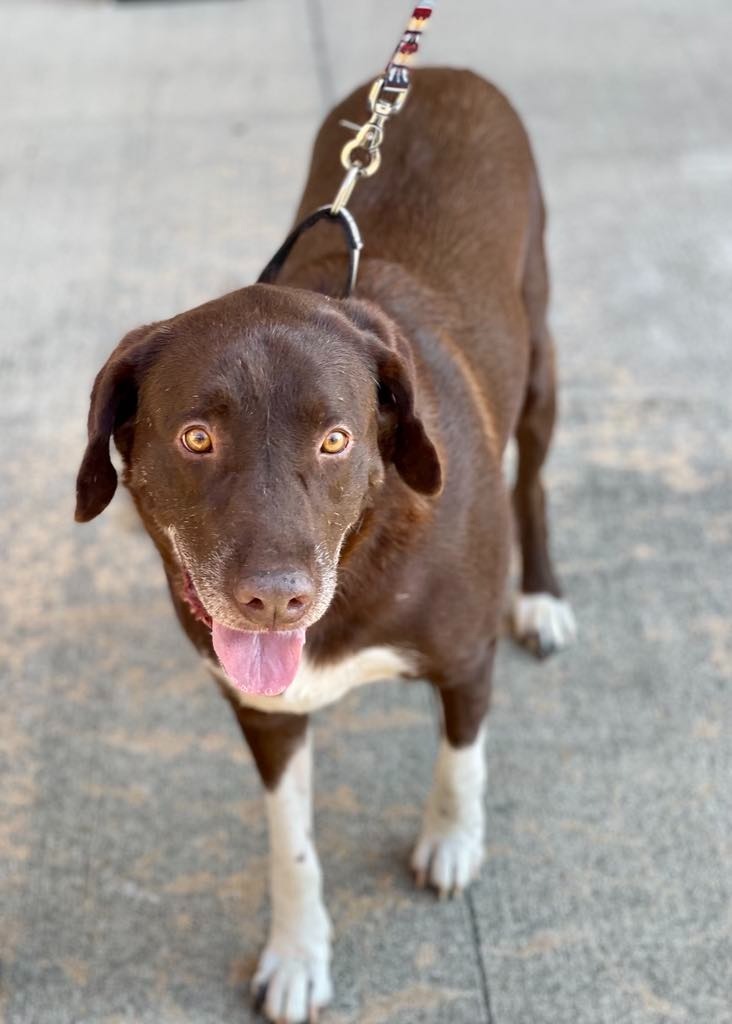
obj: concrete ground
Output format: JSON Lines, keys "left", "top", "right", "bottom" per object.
{"left": 1, "top": 1, "right": 730, "bottom": 1022}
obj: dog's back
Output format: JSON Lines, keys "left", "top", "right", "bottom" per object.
{"left": 284, "top": 67, "right": 541, "bottom": 446}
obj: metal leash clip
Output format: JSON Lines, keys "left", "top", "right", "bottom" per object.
{"left": 258, "top": 2, "right": 436, "bottom": 296}
{"left": 331, "top": 77, "right": 410, "bottom": 214}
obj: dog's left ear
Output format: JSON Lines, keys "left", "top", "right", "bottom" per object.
{"left": 340, "top": 299, "right": 442, "bottom": 496}
{"left": 75, "top": 322, "right": 165, "bottom": 523}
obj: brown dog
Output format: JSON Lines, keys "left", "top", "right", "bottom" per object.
{"left": 76, "top": 68, "right": 575, "bottom": 1023}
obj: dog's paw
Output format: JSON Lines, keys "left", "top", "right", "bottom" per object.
{"left": 512, "top": 592, "right": 577, "bottom": 658}
{"left": 252, "top": 942, "right": 333, "bottom": 1024}
{"left": 411, "top": 827, "right": 484, "bottom": 899}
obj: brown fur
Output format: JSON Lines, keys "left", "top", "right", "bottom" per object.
{"left": 76, "top": 68, "right": 564, "bottom": 788}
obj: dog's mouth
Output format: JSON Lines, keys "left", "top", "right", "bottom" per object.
{"left": 182, "top": 571, "right": 212, "bottom": 627}
{"left": 182, "top": 571, "right": 305, "bottom": 698}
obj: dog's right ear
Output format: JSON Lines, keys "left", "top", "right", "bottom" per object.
{"left": 75, "top": 323, "right": 164, "bottom": 523}
{"left": 339, "top": 298, "right": 443, "bottom": 496}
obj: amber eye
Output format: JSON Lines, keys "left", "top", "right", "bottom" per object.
{"left": 181, "top": 426, "right": 213, "bottom": 454}
{"left": 320, "top": 429, "right": 350, "bottom": 455}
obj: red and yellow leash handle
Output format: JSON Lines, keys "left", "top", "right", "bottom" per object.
{"left": 258, "top": 2, "right": 437, "bottom": 297}
{"left": 384, "top": 2, "right": 436, "bottom": 94}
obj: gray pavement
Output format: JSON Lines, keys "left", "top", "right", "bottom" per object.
{"left": 1, "top": 1, "right": 731, "bottom": 1022}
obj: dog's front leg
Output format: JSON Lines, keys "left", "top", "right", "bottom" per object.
{"left": 228, "top": 703, "right": 332, "bottom": 1023}
{"left": 412, "top": 649, "right": 494, "bottom": 898}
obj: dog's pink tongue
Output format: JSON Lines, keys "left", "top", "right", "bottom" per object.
{"left": 211, "top": 623, "right": 305, "bottom": 697}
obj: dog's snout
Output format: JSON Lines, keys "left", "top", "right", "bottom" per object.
{"left": 234, "top": 570, "right": 315, "bottom": 628}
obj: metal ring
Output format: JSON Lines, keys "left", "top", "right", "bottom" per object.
{"left": 340, "top": 139, "right": 382, "bottom": 177}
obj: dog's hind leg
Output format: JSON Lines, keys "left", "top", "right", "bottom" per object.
{"left": 227, "top": 702, "right": 333, "bottom": 1024}
{"left": 411, "top": 648, "right": 494, "bottom": 898}
{"left": 512, "top": 182, "right": 577, "bottom": 658}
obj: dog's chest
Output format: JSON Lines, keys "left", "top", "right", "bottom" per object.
{"left": 208, "top": 645, "right": 415, "bottom": 715}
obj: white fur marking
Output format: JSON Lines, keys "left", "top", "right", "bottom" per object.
{"left": 208, "top": 645, "right": 415, "bottom": 715}
{"left": 512, "top": 592, "right": 577, "bottom": 653}
{"left": 411, "top": 727, "right": 487, "bottom": 896}
{"left": 253, "top": 733, "right": 333, "bottom": 1023}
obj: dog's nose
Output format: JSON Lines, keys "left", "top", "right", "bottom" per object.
{"left": 233, "top": 570, "right": 315, "bottom": 628}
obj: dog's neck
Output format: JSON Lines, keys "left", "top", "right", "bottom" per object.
{"left": 279, "top": 252, "right": 438, "bottom": 313}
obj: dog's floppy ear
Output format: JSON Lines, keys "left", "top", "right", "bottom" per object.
{"left": 75, "top": 323, "right": 164, "bottom": 523}
{"left": 341, "top": 299, "right": 442, "bottom": 496}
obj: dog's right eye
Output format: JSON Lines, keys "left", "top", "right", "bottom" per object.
{"left": 181, "top": 426, "right": 213, "bottom": 454}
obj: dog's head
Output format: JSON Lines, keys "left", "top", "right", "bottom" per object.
{"left": 76, "top": 285, "right": 441, "bottom": 695}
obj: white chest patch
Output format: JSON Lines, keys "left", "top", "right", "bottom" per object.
{"left": 207, "top": 644, "right": 415, "bottom": 715}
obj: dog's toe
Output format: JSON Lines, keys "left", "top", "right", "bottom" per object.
{"left": 512, "top": 592, "right": 577, "bottom": 657}
{"left": 252, "top": 946, "right": 332, "bottom": 1024}
{"left": 411, "top": 830, "right": 483, "bottom": 898}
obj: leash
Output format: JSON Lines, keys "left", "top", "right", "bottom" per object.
{"left": 258, "top": 2, "right": 436, "bottom": 298}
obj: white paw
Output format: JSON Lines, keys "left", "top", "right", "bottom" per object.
{"left": 412, "top": 733, "right": 486, "bottom": 898}
{"left": 512, "top": 592, "right": 577, "bottom": 657}
{"left": 253, "top": 940, "right": 333, "bottom": 1023}
{"left": 411, "top": 826, "right": 484, "bottom": 898}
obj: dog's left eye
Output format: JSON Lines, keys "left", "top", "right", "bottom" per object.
{"left": 181, "top": 426, "right": 213, "bottom": 453}
{"left": 320, "top": 429, "right": 350, "bottom": 455}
